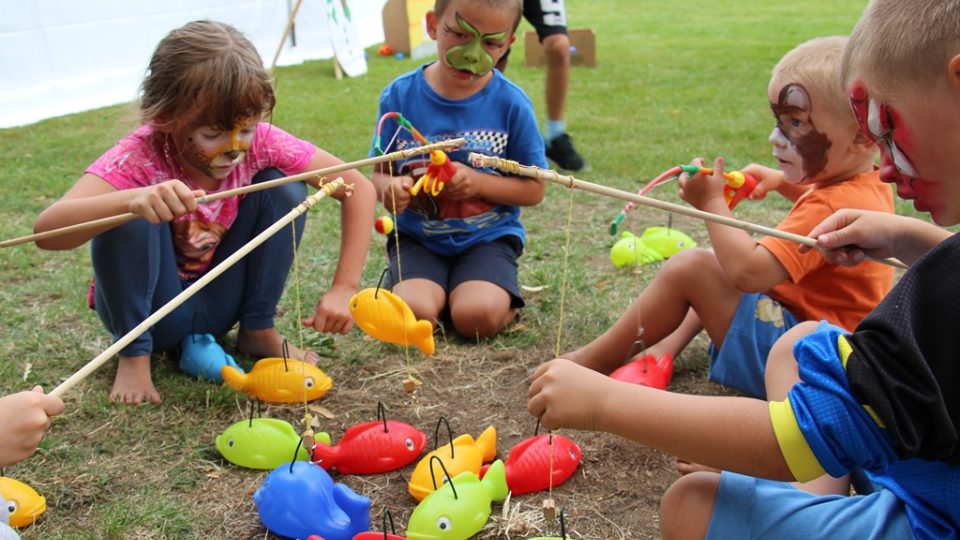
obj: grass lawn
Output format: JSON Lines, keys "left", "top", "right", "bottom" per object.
{"left": 0, "top": 0, "right": 920, "bottom": 538}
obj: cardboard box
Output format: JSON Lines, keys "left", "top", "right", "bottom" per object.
{"left": 524, "top": 28, "right": 596, "bottom": 67}
{"left": 382, "top": 0, "right": 435, "bottom": 58}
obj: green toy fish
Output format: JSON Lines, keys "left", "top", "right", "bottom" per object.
{"left": 405, "top": 459, "right": 508, "bottom": 540}
{"left": 609, "top": 227, "right": 697, "bottom": 268}
{"left": 215, "top": 418, "right": 330, "bottom": 470}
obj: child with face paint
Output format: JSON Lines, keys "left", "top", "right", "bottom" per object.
{"left": 33, "top": 21, "right": 375, "bottom": 405}
{"left": 550, "top": 37, "right": 895, "bottom": 400}
{"left": 369, "top": 0, "right": 547, "bottom": 339}
{"left": 529, "top": 4, "right": 960, "bottom": 537}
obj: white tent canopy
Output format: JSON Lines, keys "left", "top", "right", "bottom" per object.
{"left": 0, "top": 0, "right": 386, "bottom": 129}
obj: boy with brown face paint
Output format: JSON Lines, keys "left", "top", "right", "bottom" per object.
{"left": 368, "top": 0, "right": 547, "bottom": 340}
{"left": 557, "top": 37, "right": 895, "bottom": 400}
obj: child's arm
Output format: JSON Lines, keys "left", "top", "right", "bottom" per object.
{"left": 803, "top": 209, "right": 951, "bottom": 267}
{"left": 443, "top": 163, "right": 545, "bottom": 207}
{"left": 301, "top": 149, "right": 376, "bottom": 335}
{"left": 33, "top": 175, "right": 201, "bottom": 250}
{"left": 528, "top": 358, "right": 794, "bottom": 479}
{"left": 0, "top": 387, "right": 65, "bottom": 467}
{"left": 680, "top": 157, "right": 789, "bottom": 292}
{"left": 741, "top": 163, "right": 810, "bottom": 202}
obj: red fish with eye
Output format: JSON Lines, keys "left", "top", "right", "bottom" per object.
{"left": 609, "top": 353, "right": 674, "bottom": 390}
{"left": 312, "top": 420, "right": 428, "bottom": 474}
{"left": 352, "top": 533, "right": 408, "bottom": 539}
{"left": 480, "top": 434, "right": 582, "bottom": 496}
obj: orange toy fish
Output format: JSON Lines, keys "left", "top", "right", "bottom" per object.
{"left": 408, "top": 425, "right": 497, "bottom": 501}
{"left": 349, "top": 287, "right": 435, "bottom": 356}
{"left": 221, "top": 358, "right": 332, "bottom": 403}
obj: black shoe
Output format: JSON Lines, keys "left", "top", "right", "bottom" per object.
{"left": 546, "top": 133, "right": 586, "bottom": 171}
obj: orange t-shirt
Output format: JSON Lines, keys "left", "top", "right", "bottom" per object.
{"left": 760, "top": 170, "right": 895, "bottom": 331}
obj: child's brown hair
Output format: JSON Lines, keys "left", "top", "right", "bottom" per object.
{"left": 140, "top": 20, "right": 276, "bottom": 132}
{"left": 773, "top": 36, "right": 857, "bottom": 133}
{"left": 434, "top": 0, "right": 523, "bottom": 32}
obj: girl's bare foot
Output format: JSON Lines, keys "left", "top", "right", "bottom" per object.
{"left": 676, "top": 458, "right": 721, "bottom": 476}
{"left": 236, "top": 327, "right": 320, "bottom": 365}
{"left": 110, "top": 355, "right": 162, "bottom": 405}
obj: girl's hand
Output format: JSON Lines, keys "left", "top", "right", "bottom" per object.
{"left": 303, "top": 285, "right": 354, "bottom": 335}
{"left": 128, "top": 180, "right": 202, "bottom": 223}
{"left": 440, "top": 163, "right": 479, "bottom": 201}
{"left": 527, "top": 359, "right": 612, "bottom": 431}
{"left": 382, "top": 176, "right": 414, "bottom": 214}
{"left": 678, "top": 157, "right": 727, "bottom": 211}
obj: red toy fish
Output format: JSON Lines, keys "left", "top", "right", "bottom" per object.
{"left": 480, "top": 434, "right": 582, "bottom": 496}
{"left": 353, "top": 533, "right": 407, "bottom": 539}
{"left": 312, "top": 419, "right": 427, "bottom": 475}
{"left": 609, "top": 353, "right": 674, "bottom": 390}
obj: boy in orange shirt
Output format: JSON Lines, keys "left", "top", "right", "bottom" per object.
{"left": 562, "top": 36, "right": 894, "bottom": 398}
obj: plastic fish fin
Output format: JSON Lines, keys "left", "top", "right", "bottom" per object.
{"left": 220, "top": 365, "right": 248, "bottom": 390}
{"left": 658, "top": 353, "right": 675, "bottom": 382}
{"left": 480, "top": 459, "right": 509, "bottom": 502}
{"left": 475, "top": 425, "right": 498, "bottom": 462}
{"left": 412, "top": 321, "right": 436, "bottom": 356}
{"left": 332, "top": 484, "right": 372, "bottom": 529}
{"left": 311, "top": 441, "right": 342, "bottom": 469}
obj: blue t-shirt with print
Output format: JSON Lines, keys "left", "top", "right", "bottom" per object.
{"left": 369, "top": 65, "right": 547, "bottom": 257}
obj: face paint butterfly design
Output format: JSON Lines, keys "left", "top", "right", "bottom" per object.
{"left": 849, "top": 82, "right": 918, "bottom": 179}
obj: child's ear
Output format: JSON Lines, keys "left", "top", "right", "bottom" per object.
{"left": 949, "top": 53, "right": 960, "bottom": 90}
{"left": 425, "top": 11, "right": 438, "bottom": 40}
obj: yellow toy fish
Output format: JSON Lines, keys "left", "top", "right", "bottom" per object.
{"left": 408, "top": 425, "right": 497, "bottom": 501}
{"left": 0, "top": 476, "right": 46, "bottom": 528}
{"left": 349, "top": 288, "right": 435, "bottom": 356}
{"left": 221, "top": 358, "right": 332, "bottom": 403}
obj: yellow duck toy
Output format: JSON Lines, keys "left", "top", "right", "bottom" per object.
{"left": 408, "top": 425, "right": 497, "bottom": 501}
{"left": 221, "top": 358, "right": 332, "bottom": 403}
{"left": 349, "top": 287, "right": 435, "bottom": 356}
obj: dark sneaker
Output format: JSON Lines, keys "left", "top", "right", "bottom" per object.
{"left": 546, "top": 133, "right": 587, "bottom": 171}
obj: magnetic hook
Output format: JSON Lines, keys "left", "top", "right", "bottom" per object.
{"left": 434, "top": 416, "right": 456, "bottom": 459}
{"left": 428, "top": 455, "right": 458, "bottom": 499}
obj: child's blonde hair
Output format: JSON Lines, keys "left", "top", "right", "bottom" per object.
{"left": 140, "top": 20, "right": 275, "bottom": 131}
{"left": 842, "top": 0, "right": 960, "bottom": 99}
{"left": 434, "top": 0, "right": 523, "bottom": 32}
{"left": 773, "top": 36, "right": 855, "bottom": 131}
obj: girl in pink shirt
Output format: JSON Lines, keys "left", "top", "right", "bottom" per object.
{"left": 33, "top": 20, "right": 375, "bottom": 405}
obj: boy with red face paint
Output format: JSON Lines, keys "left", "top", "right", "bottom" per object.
{"left": 369, "top": 0, "right": 547, "bottom": 340}
{"left": 556, "top": 37, "right": 894, "bottom": 400}
{"left": 529, "top": 2, "right": 960, "bottom": 538}
{"left": 33, "top": 21, "right": 375, "bottom": 405}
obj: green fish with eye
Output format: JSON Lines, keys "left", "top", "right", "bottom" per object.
{"left": 445, "top": 14, "right": 507, "bottom": 76}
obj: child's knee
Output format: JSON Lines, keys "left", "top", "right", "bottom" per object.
{"left": 450, "top": 300, "right": 510, "bottom": 338}
{"left": 659, "top": 248, "right": 719, "bottom": 281}
{"left": 660, "top": 471, "right": 720, "bottom": 539}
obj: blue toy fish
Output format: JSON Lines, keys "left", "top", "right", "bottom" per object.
{"left": 405, "top": 460, "right": 508, "bottom": 540}
{"left": 179, "top": 333, "right": 242, "bottom": 383}
{"left": 254, "top": 461, "right": 371, "bottom": 540}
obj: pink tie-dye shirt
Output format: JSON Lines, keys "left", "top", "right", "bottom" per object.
{"left": 87, "top": 122, "right": 317, "bottom": 280}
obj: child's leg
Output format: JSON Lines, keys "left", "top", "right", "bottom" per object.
{"left": 447, "top": 236, "right": 524, "bottom": 338}
{"left": 766, "top": 321, "right": 850, "bottom": 496}
{"left": 91, "top": 219, "right": 183, "bottom": 404}
{"left": 209, "top": 170, "right": 316, "bottom": 362}
{"left": 566, "top": 248, "right": 741, "bottom": 373}
{"left": 385, "top": 234, "right": 449, "bottom": 323}
{"left": 659, "top": 471, "right": 720, "bottom": 539}
{"left": 645, "top": 308, "right": 703, "bottom": 360}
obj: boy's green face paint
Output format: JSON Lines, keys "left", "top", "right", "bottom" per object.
{"left": 445, "top": 14, "right": 507, "bottom": 76}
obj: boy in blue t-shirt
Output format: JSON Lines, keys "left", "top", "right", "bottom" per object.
{"left": 369, "top": 0, "right": 547, "bottom": 339}
{"left": 529, "top": 1, "right": 960, "bottom": 538}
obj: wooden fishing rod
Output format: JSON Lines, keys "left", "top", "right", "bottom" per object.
{"left": 469, "top": 153, "right": 907, "bottom": 270}
{"left": 2, "top": 138, "right": 465, "bottom": 249}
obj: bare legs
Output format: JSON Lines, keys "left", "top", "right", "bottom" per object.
{"left": 393, "top": 278, "right": 515, "bottom": 339}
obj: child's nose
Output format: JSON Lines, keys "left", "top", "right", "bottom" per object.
{"left": 223, "top": 149, "right": 242, "bottom": 160}
{"left": 768, "top": 127, "right": 788, "bottom": 147}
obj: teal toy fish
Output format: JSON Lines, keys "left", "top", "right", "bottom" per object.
{"left": 215, "top": 418, "right": 330, "bottom": 470}
{"left": 405, "top": 459, "right": 508, "bottom": 540}
{"left": 609, "top": 228, "right": 696, "bottom": 268}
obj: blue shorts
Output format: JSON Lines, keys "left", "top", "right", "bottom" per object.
{"left": 708, "top": 292, "right": 800, "bottom": 398}
{"left": 707, "top": 472, "right": 915, "bottom": 539}
{"left": 385, "top": 234, "right": 525, "bottom": 308}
